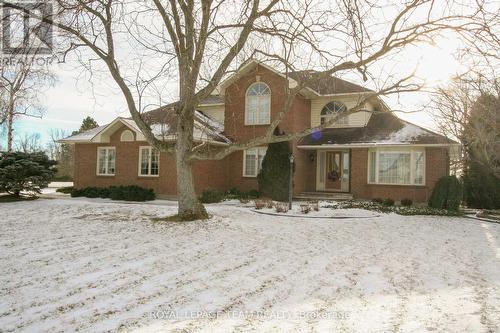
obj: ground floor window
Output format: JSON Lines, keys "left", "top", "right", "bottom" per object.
{"left": 368, "top": 148, "right": 425, "bottom": 185}
{"left": 97, "top": 147, "right": 116, "bottom": 176}
{"left": 139, "top": 147, "right": 160, "bottom": 176}
{"left": 243, "top": 147, "right": 267, "bottom": 177}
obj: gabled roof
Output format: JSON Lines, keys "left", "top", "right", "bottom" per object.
{"left": 199, "top": 95, "right": 224, "bottom": 105}
{"left": 217, "top": 59, "right": 372, "bottom": 97}
{"left": 60, "top": 125, "right": 107, "bottom": 142}
{"left": 140, "top": 105, "right": 229, "bottom": 143}
{"left": 60, "top": 110, "right": 230, "bottom": 145}
{"left": 298, "top": 112, "right": 458, "bottom": 147}
{"left": 59, "top": 117, "right": 144, "bottom": 143}
{"left": 287, "top": 70, "right": 372, "bottom": 95}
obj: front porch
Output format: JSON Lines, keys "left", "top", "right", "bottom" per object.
{"left": 294, "top": 148, "right": 352, "bottom": 195}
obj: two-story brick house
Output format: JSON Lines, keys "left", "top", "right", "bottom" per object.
{"left": 62, "top": 60, "right": 458, "bottom": 202}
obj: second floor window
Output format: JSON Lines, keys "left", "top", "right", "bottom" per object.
{"left": 246, "top": 82, "right": 270, "bottom": 125}
{"left": 139, "top": 147, "right": 160, "bottom": 176}
{"left": 320, "top": 101, "right": 348, "bottom": 125}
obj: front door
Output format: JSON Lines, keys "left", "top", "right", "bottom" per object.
{"left": 325, "top": 151, "right": 342, "bottom": 190}
{"left": 316, "top": 150, "right": 350, "bottom": 192}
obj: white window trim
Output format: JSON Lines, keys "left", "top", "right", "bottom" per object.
{"left": 138, "top": 146, "right": 160, "bottom": 177}
{"left": 120, "top": 129, "right": 135, "bottom": 142}
{"left": 320, "top": 101, "right": 349, "bottom": 126}
{"left": 367, "top": 147, "right": 426, "bottom": 186}
{"left": 245, "top": 82, "right": 271, "bottom": 126}
{"left": 243, "top": 147, "right": 267, "bottom": 177}
{"left": 96, "top": 147, "right": 116, "bottom": 176}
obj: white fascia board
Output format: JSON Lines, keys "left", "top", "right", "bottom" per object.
{"left": 297, "top": 143, "right": 461, "bottom": 150}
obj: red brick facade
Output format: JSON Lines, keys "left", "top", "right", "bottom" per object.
{"left": 349, "top": 147, "right": 449, "bottom": 202}
{"left": 73, "top": 66, "right": 450, "bottom": 202}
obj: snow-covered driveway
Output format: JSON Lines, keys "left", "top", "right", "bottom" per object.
{"left": 1, "top": 199, "right": 499, "bottom": 332}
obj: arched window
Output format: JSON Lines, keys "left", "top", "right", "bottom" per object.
{"left": 245, "top": 82, "right": 270, "bottom": 125}
{"left": 320, "top": 101, "right": 348, "bottom": 125}
{"left": 120, "top": 129, "right": 134, "bottom": 142}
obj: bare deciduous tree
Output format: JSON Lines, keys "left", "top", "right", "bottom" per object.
{"left": 431, "top": 71, "right": 499, "bottom": 175}
{"left": 15, "top": 132, "right": 43, "bottom": 153}
{"left": 46, "top": 128, "right": 74, "bottom": 179}
{"left": 0, "top": 54, "right": 55, "bottom": 152}
{"left": 5, "top": 0, "right": 498, "bottom": 218}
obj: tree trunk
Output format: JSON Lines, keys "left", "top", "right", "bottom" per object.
{"left": 6, "top": 104, "right": 14, "bottom": 152}
{"left": 175, "top": 111, "right": 208, "bottom": 220}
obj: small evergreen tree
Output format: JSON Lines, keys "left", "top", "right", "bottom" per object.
{"left": 72, "top": 116, "right": 99, "bottom": 135}
{"left": 0, "top": 151, "right": 57, "bottom": 197}
{"left": 463, "top": 161, "right": 500, "bottom": 209}
{"left": 257, "top": 139, "right": 292, "bottom": 201}
{"left": 461, "top": 93, "right": 500, "bottom": 208}
{"left": 428, "top": 175, "right": 462, "bottom": 211}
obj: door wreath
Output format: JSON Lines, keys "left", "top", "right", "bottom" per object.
{"left": 328, "top": 170, "right": 340, "bottom": 181}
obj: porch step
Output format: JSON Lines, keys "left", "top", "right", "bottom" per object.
{"left": 294, "top": 192, "right": 354, "bottom": 201}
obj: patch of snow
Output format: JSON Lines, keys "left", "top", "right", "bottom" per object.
{"left": 59, "top": 125, "right": 106, "bottom": 142}
{"left": 150, "top": 123, "right": 171, "bottom": 137}
{"left": 382, "top": 123, "right": 428, "bottom": 143}
{"left": 195, "top": 110, "right": 225, "bottom": 133}
{"left": 1, "top": 199, "right": 499, "bottom": 332}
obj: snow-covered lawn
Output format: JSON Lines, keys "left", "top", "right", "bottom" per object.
{"left": 1, "top": 198, "right": 499, "bottom": 332}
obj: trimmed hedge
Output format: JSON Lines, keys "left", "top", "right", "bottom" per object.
{"left": 401, "top": 198, "right": 413, "bottom": 207}
{"left": 71, "top": 185, "right": 155, "bottom": 201}
{"left": 199, "top": 188, "right": 259, "bottom": 203}
{"left": 383, "top": 198, "right": 395, "bottom": 207}
{"left": 326, "top": 200, "right": 463, "bottom": 216}
{"left": 56, "top": 186, "right": 74, "bottom": 194}
{"left": 200, "top": 189, "right": 226, "bottom": 203}
{"left": 428, "top": 176, "right": 462, "bottom": 211}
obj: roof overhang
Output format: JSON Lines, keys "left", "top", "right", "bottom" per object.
{"left": 59, "top": 116, "right": 230, "bottom": 146}
{"left": 218, "top": 59, "right": 317, "bottom": 97}
{"left": 93, "top": 117, "right": 146, "bottom": 143}
{"left": 297, "top": 143, "right": 461, "bottom": 150}
{"left": 58, "top": 117, "right": 146, "bottom": 144}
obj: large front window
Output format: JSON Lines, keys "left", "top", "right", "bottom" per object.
{"left": 97, "top": 147, "right": 116, "bottom": 176}
{"left": 368, "top": 148, "right": 425, "bottom": 185}
{"left": 139, "top": 147, "right": 160, "bottom": 176}
{"left": 245, "top": 82, "right": 271, "bottom": 125}
{"left": 243, "top": 147, "right": 267, "bottom": 177}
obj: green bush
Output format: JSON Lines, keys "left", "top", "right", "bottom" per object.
{"left": 109, "top": 186, "right": 155, "bottom": 201}
{"left": 0, "top": 151, "right": 57, "bottom": 197}
{"left": 71, "top": 185, "right": 154, "bottom": 201}
{"left": 200, "top": 189, "right": 225, "bottom": 203}
{"left": 258, "top": 138, "right": 292, "bottom": 201}
{"left": 463, "top": 162, "right": 500, "bottom": 209}
{"left": 428, "top": 175, "right": 462, "bottom": 211}
{"left": 383, "top": 198, "right": 395, "bottom": 206}
{"left": 246, "top": 189, "right": 260, "bottom": 199}
{"left": 400, "top": 198, "right": 413, "bottom": 207}
{"left": 200, "top": 188, "right": 259, "bottom": 203}
{"left": 394, "top": 206, "right": 462, "bottom": 216}
{"left": 71, "top": 186, "right": 109, "bottom": 198}
{"left": 371, "top": 198, "right": 384, "bottom": 204}
{"left": 56, "top": 186, "right": 74, "bottom": 194}
{"left": 327, "top": 200, "right": 463, "bottom": 216}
